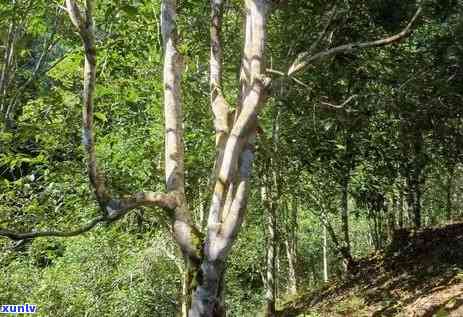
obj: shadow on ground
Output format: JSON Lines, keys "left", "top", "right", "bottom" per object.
{"left": 277, "top": 223, "right": 463, "bottom": 317}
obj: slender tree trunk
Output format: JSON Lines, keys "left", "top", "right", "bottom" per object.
{"left": 262, "top": 185, "right": 277, "bottom": 317}
{"left": 285, "top": 239, "right": 297, "bottom": 295}
{"left": 285, "top": 200, "right": 298, "bottom": 295}
{"left": 388, "top": 195, "right": 396, "bottom": 240}
{"left": 414, "top": 181, "right": 421, "bottom": 229}
{"left": 398, "top": 181, "right": 404, "bottom": 229}
{"left": 340, "top": 132, "right": 353, "bottom": 262}
{"left": 406, "top": 170, "right": 422, "bottom": 229}
{"left": 0, "top": 10, "right": 17, "bottom": 117}
{"left": 322, "top": 225, "right": 328, "bottom": 283}
{"left": 446, "top": 165, "right": 454, "bottom": 222}
{"left": 340, "top": 174, "right": 351, "bottom": 261}
{"left": 320, "top": 211, "right": 353, "bottom": 271}
{"left": 262, "top": 103, "right": 282, "bottom": 315}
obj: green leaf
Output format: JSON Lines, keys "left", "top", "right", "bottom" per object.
{"left": 94, "top": 112, "right": 108, "bottom": 122}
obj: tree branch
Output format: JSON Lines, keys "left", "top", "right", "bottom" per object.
{"left": 206, "top": 0, "right": 269, "bottom": 261}
{"left": 162, "top": 0, "right": 202, "bottom": 262}
{"left": 306, "top": 3, "right": 338, "bottom": 56}
{"left": 0, "top": 191, "right": 177, "bottom": 241}
{"left": 207, "top": 0, "right": 230, "bottom": 239}
{"left": 210, "top": 0, "right": 230, "bottom": 139}
{"left": 288, "top": 4, "right": 423, "bottom": 76}
{"left": 320, "top": 94, "right": 358, "bottom": 109}
{"left": 65, "top": 0, "right": 85, "bottom": 31}
{"left": 0, "top": 216, "right": 104, "bottom": 241}
{"left": 65, "top": 0, "right": 113, "bottom": 214}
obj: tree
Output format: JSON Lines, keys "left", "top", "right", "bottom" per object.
{"left": 0, "top": 0, "right": 426, "bottom": 315}
{"left": 1, "top": 0, "right": 271, "bottom": 315}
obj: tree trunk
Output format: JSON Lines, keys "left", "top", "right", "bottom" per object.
{"left": 189, "top": 1, "right": 270, "bottom": 316}
{"left": 398, "top": 181, "right": 404, "bottom": 229}
{"left": 285, "top": 200, "right": 298, "bottom": 295}
{"left": 322, "top": 225, "right": 328, "bottom": 283}
{"left": 340, "top": 174, "right": 351, "bottom": 260}
{"left": 446, "top": 165, "right": 455, "bottom": 222}
{"left": 320, "top": 211, "right": 354, "bottom": 272}
{"left": 189, "top": 261, "right": 226, "bottom": 317}
{"left": 262, "top": 185, "right": 277, "bottom": 317}
{"left": 340, "top": 132, "right": 353, "bottom": 261}
{"left": 388, "top": 195, "right": 396, "bottom": 240}
{"left": 407, "top": 170, "right": 422, "bottom": 229}
{"left": 285, "top": 238, "right": 297, "bottom": 295}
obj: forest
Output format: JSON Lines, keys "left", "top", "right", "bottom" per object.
{"left": 1, "top": 0, "right": 462, "bottom": 316}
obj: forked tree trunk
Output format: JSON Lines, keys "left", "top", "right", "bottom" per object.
{"left": 188, "top": 1, "right": 270, "bottom": 315}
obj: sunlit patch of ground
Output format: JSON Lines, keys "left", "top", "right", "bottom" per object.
{"left": 277, "top": 223, "right": 463, "bottom": 317}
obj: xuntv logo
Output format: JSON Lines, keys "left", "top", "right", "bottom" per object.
{"left": 1, "top": 304, "right": 37, "bottom": 314}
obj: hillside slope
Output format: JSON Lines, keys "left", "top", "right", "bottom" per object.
{"left": 277, "top": 223, "right": 463, "bottom": 317}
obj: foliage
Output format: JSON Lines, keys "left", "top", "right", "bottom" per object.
{"left": 1, "top": 0, "right": 463, "bottom": 315}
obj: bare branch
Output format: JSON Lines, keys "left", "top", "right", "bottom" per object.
{"left": 65, "top": 0, "right": 112, "bottom": 213}
{"left": 210, "top": 0, "right": 231, "bottom": 170}
{"left": 265, "top": 68, "right": 285, "bottom": 77}
{"left": 107, "top": 192, "right": 178, "bottom": 218}
{"left": 0, "top": 216, "right": 104, "bottom": 241}
{"left": 65, "top": 0, "right": 85, "bottom": 30}
{"left": 0, "top": 191, "right": 177, "bottom": 241}
{"left": 307, "top": 3, "right": 338, "bottom": 56}
{"left": 320, "top": 94, "right": 358, "bottom": 109}
{"left": 288, "top": 5, "right": 423, "bottom": 76}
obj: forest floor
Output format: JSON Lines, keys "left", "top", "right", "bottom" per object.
{"left": 276, "top": 223, "right": 463, "bottom": 317}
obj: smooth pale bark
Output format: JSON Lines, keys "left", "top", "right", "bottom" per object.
{"left": 322, "top": 225, "right": 328, "bottom": 283}
{"left": 161, "top": 0, "right": 201, "bottom": 262}
{"left": 161, "top": 2, "right": 204, "bottom": 315}
{"left": 67, "top": 0, "right": 111, "bottom": 209}
{"left": 285, "top": 239, "right": 297, "bottom": 294}
{"left": 189, "top": 1, "right": 270, "bottom": 316}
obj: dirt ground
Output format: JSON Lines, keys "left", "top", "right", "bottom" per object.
{"left": 277, "top": 223, "right": 463, "bottom": 317}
